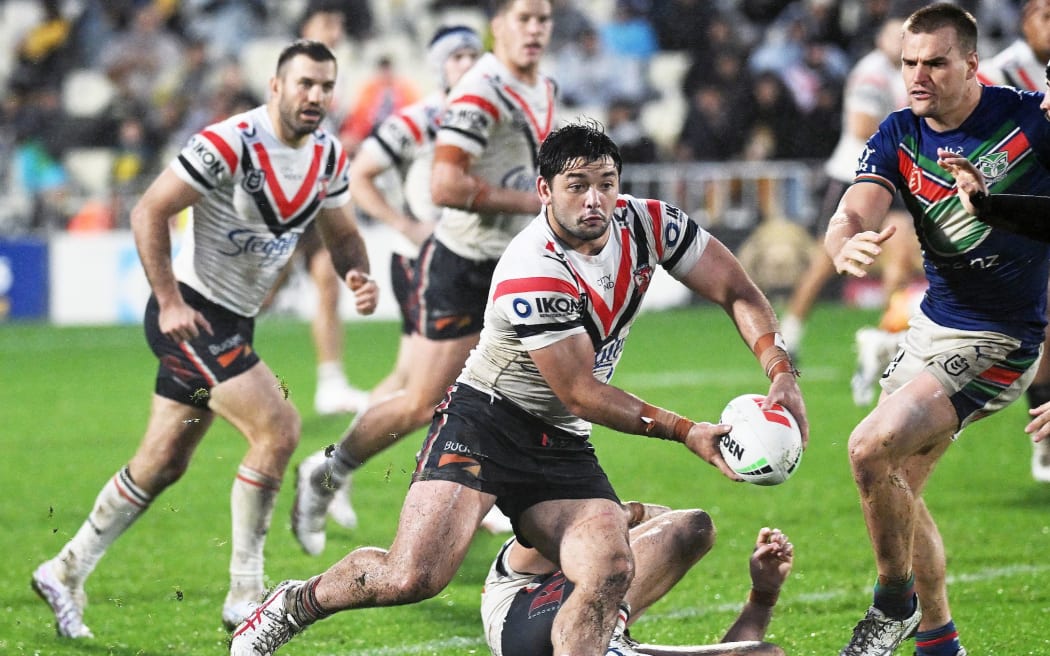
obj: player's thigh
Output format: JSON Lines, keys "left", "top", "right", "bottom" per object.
{"left": 521, "top": 497, "right": 632, "bottom": 583}
{"left": 387, "top": 479, "right": 494, "bottom": 587}
{"left": 403, "top": 331, "right": 479, "bottom": 402}
{"left": 209, "top": 360, "right": 301, "bottom": 445}
{"left": 851, "top": 370, "right": 958, "bottom": 466}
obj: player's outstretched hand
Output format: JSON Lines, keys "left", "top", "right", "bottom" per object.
{"left": 831, "top": 224, "right": 896, "bottom": 278}
{"left": 749, "top": 527, "right": 794, "bottom": 596}
{"left": 684, "top": 422, "right": 744, "bottom": 482}
{"left": 1025, "top": 400, "right": 1050, "bottom": 444}
{"left": 936, "top": 147, "right": 987, "bottom": 215}
{"left": 345, "top": 270, "right": 379, "bottom": 315}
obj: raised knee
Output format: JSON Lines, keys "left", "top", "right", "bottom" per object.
{"left": 676, "top": 509, "right": 716, "bottom": 559}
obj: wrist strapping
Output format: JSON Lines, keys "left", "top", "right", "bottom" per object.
{"left": 752, "top": 332, "right": 800, "bottom": 381}
{"left": 749, "top": 587, "right": 779, "bottom": 607}
{"left": 639, "top": 403, "right": 693, "bottom": 442}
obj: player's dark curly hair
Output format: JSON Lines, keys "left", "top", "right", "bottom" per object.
{"left": 538, "top": 121, "right": 623, "bottom": 183}
{"left": 276, "top": 39, "right": 337, "bottom": 75}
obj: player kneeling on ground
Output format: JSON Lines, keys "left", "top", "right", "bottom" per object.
{"left": 482, "top": 502, "right": 793, "bottom": 656}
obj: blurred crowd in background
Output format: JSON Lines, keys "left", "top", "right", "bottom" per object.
{"left": 0, "top": 0, "right": 1029, "bottom": 235}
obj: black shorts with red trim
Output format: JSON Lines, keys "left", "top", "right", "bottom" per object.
{"left": 391, "top": 252, "right": 418, "bottom": 336}
{"left": 412, "top": 383, "right": 619, "bottom": 544}
{"left": 412, "top": 236, "right": 495, "bottom": 340}
{"left": 502, "top": 570, "right": 575, "bottom": 656}
{"left": 144, "top": 283, "right": 260, "bottom": 407}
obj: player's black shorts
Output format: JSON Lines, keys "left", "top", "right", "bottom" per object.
{"left": 144, "top": 283, "right": 261, "bottom": 407}
{"left": 391, "top": 252, "right": 418, "bottom": 336}
{"left": 412, "top": 383, "right": 619, "bottom": 543}
{"left": 412, "top": 236, "right": 496, "bottom": 340}
{"left": 501, "top": 569, "right": 575, "bottom": 656}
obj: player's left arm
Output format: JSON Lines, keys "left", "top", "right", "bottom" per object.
{"left": 528, "top": 332, "right": 741, "bottom": 481}
{"left": 677, "top": 238, "right": 808, "bottom": 445}
{"left": 315, "top": 204, "right": 378, "bottom": 315}
{"left": 720, "top": 527, "right": 794, "bottom": 644}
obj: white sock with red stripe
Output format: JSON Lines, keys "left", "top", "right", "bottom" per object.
{"left": 56, "top": 466, "right": 152, "bottom": 587}
{"left": 228, "top": 465, "right": 280, "bottom": 599}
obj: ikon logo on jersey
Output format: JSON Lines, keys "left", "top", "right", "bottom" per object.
{"left": 512, "top": 296, "right": 583, "bottom": 319}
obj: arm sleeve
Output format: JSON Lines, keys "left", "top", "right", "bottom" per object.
{"left": 971, "top": 191, "right": 1050, "bottom": 242}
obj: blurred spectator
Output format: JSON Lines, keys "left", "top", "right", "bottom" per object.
{"left": 7, "top": 84, "right": 73, "bottom": 231}
{"left": 681, "top": 13, "right": 752, "bottom": 98}
{"left": 179, "top": 0, "right": 268, "bottom": 60}
{"left": 308, "top": 0, "right": 374, "bottom": 42}
{"left": 549, "top": 0, "right": 595, "bottom": 54}
{"left": 339, "top": 55, "right": 420, "bottom": 156}
{"left": 675, "top": 84, "right": 748, "bottom": 162}
{"left": 600, "top": 0, "right": 659, "bottom": 63}
{"left": 607, "top": 98, "right": 657, "bottom": 165}
{"left": 741, "top": 71, "right": 802, "bottom": 160}
{"left": 781, "top": 40, "right": 848, "bottom": 113}
{"left": 9, "top": 0, "right": 75, "bottom": 91}
{"left": 649, "top": 0, "right": 717, "bottom": 52}
{"left": 555, "top": 26, "right": 647, "bottom": 108}
{"left": 97, "top": 4, "right": 182, "bottom": 112}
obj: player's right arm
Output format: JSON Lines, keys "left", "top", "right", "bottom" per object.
{"left": 824, "top": 181, "right": 896, "bottom": 278}
{"left": 720, "top": 527, "right": 794, "bottom": 644}
{"left": 527, "top": 332, "right": 741, "bottom": 481}
{"left": 430, "top": 144, "right": 542, "bottom": 215}
{"left": 130, "top": 168, "right": 211, "bottom": 341}
{"left": 349, "top": 141, "right": 432, "bottom": 246}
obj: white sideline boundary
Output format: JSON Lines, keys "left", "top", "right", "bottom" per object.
{"left": 324, "top": 563, "right": 1050, "bottom": 655}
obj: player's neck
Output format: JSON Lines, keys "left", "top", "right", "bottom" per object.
{"left": 924, "top": 82, "right": 982, "bottom": 133}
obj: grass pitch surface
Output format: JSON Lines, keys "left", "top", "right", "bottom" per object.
{"left": 3, "top": 304, "right": 1048, "bottom": 655}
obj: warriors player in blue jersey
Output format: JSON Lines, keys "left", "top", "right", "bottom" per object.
{"left": 230, "top": 121, "right": 805, "bottom": 655}
{"left": 826, "top": 5, "right": 1050, "bottom": 655}
{"left": 30, "top": 40, "right": 378, "bottom": 639}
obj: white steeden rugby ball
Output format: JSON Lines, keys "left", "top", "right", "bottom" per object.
{"left": 718, "top": 394, "right": 803, "bottom": 486}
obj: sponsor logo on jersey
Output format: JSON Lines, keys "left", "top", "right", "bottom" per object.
{"left": 512, "top": 298, "right": 532, "bottom": 318}
{"left": 219, "top": 229, "right": 300, "bottom": 266}
{"left": 534, "top": 296, "right": 581, "bottom": 318}
{"left": 597, "top": 274, "right": 614, "bottom": 290}
{"left": 190, "top": 137, "right": 228, "bottom": 178}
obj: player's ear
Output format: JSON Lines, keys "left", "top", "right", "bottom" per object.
{"left": 536, "top": 175, "right": 551, "bottom": 204}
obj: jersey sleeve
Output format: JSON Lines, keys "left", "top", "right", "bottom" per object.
{"left": 628, "top": 197, "right": 709, "bottom": 279}
{"left": 491, "top": 262, "right": 587, "bottom": 352}
{"left": 172, "top": 119, "right": 240, "bottom": 194}
{"left": 436, "top": 81, "right": 500, "bottom": 158}
{"left": 365, "top": 107, "right": 429, "bottom": 172}
{"left": 853, "top": 117, "right": 901, "bottom": 194}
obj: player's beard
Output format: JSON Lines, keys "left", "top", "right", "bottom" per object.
{"left": 279, "top": 100, "right": 325, "bottom": 139}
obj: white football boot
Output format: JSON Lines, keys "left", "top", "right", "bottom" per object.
{"left": 1032, "top": 438, "right": 1050, "bottom": 483}
{"left": 326, "top": 475, "right": 358, "bottom": 530}
{"left": 229, "top": 580, "right": 304, "bottom": 656}
{"left": 292, "top": 451, "right": 337, "bottom": 556}
{"left": 31, "top": 559, "right": 93, "bottom": 638}
{"left": 840, "top": 600, "right": 921, "bottom": 656}
{"left": 314, "top": 378, "right": 369, "bottom": 415}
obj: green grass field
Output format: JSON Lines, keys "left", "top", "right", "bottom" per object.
{"left": 3, "top": 304, "right": 1049, "bottom": 655}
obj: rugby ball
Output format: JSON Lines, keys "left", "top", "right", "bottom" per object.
{"left": 718, "top": 394, "right": 803, "bottom": 486}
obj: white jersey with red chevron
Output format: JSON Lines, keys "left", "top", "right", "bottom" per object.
{"left": 978, "top": 38, "right": 1044, "bottom": 91}
{"left": 358, "top": 90, "right": 445, "bottom": 257}
{"left": 824, "top": 48, "right": 907, "bottom": 182}
{"left": 458, "top": 195, "right": 709, "bottom": 435}
{"left": 170, "top": 105, "right": 350, "bottom": 317}
{"left": 433, "top": 52, "right": 558, "bottom": 261}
